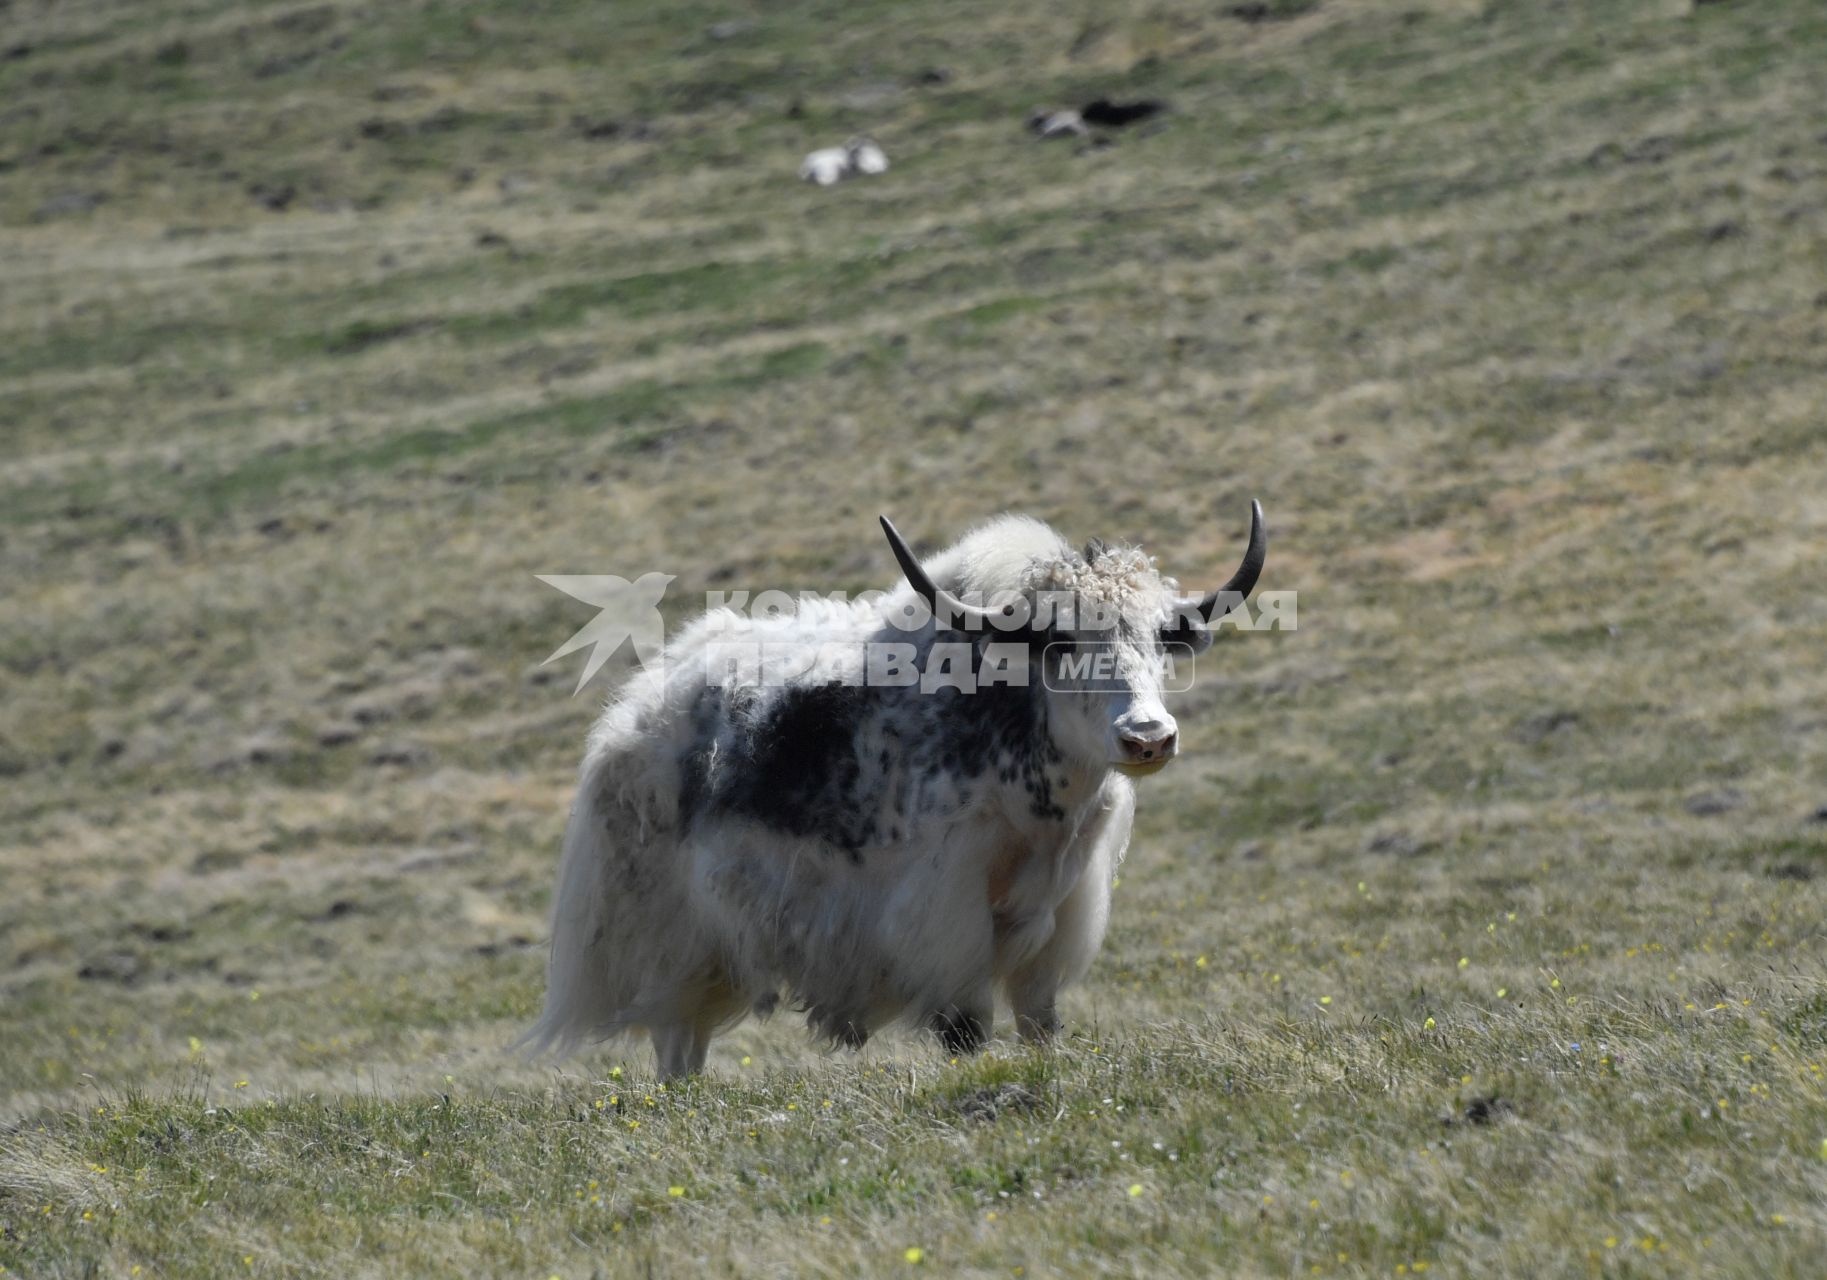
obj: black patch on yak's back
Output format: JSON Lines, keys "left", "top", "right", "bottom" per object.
{"left": 921, "top": 674, "right": 1063, "bottom": 820}
{"left": 683, "top": 637, "right": 1070, "bottom": 853}
{"left": 923, "top": 680, "right": 1028, "bottom": 777}
{"left": 710, "top": 682, "right": 880, "bottom": 858}
{"left": 742, "top": 683, "right": 866, "bottom": 809}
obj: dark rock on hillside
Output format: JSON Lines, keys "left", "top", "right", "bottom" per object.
{"left": 1684, "top": 789, "right": 1744, "bottom": 816}
{"left": 1366, "top": 832, "right": 1427, "bottom": 858}
{"left": 1512, "top": 708, "right": 1580, "bottom": 745}
{"left": 1228, "top": 0, "right": 1321, "bottom": 23}
{"left": 573, "top": 114, "right": 623, "bottom": 140}
{"left": 366, "top": 739, "right": 433, "bottom": 768}
{"left": 78, "top": 951, "right": 147, "bottom": 986}
{"left": 33, "top": 191, "right": 105, "bottom": 221}
{"left": 315, "top": 721, "right": 362, "bottom": 748}
{"left": 201, "top": 733, "right": 296, "bottom": 773}
{"left": 1081, "top": 98, "right": 1166, "bottom": 128}
{"left": 1445, "top": 1095, "right": 1513, "bottom": 1126}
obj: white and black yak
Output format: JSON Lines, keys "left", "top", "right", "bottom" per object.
{"left": 521, "top": 504, "right": 1267, "bottom": 1076}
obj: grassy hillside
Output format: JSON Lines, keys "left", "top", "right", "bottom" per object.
{"left": 3, "top": 0, "right": 1827, "bottom": 1274}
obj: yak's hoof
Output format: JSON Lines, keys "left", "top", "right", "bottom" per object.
{"left": 932, "top": 1007, "right": 989, "bottom": 1056}
{"left": 1016, "top": 1010, "right": 1061, "bottom": 1043}
{"left": 834, "top": 1019, "right": 869, "bottom": 1050}
{"left": 809, "top": 1006, "right": 870, "bottom": 1050}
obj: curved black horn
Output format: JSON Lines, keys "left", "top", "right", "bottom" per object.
{"left": 879, "top": 515, "right": 1043, "bottom": 637}
{"left": 1192, "top": 499, "right": 1267, "bottom": 623}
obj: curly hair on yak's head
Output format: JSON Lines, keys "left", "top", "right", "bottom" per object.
{"left": 1022, "top": 537, "right": 1179, "bottom": 623}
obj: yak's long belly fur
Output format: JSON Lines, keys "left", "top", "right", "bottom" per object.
{"left": 524, "top": 594, "right": 1134, "bottom": 1059}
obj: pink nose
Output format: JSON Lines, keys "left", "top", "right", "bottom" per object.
{"left": 1118, "top": 729, "right": 1177, "bottom": 763}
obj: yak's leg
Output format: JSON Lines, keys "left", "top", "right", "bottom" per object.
{"left": 650, "top": 1023, "right": 703, "bottom": 1079}
{"left": 930, "top": 988, "right": 994, "bottom": 1056}
{"left": 880, "top": 841, "right": 997, "bottom": 1058}
{"left": 649, "top": 973, "right": 746, "bottom": 1079}
{"left": 1013, "top": 1004, "right": 1061, "bottom": 1044}
{"left": 1002, "top": 782, "right": 1131, "bottom": 1044}
{"left": 1004, "top": 861, "right": 1109, "bottom": 1043}
{"left": 1005, "top": 853, "right": 1113, "bottom": 1042}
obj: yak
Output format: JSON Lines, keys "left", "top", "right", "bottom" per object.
{"left": 521, "top": 503, "right": 1266, "bottom": 1076}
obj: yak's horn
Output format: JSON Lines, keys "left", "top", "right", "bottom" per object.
{"left": 879, "top": 515, "right": 1045, "bottom": 638}
{"left": 1185, "top": 499, "right": 1267, "bottom": 623}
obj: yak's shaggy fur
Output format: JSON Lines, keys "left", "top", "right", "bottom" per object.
{"left": 522, "top": 515, "right": 1199, "bottom": 1075}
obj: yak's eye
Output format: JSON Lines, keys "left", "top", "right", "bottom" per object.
{"left": 1159, "top": 619, "right": 1213, "bottom": 656}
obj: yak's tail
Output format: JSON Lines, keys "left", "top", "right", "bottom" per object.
{"left": 515, "top": 745, "right": 686, "bottom": 1057}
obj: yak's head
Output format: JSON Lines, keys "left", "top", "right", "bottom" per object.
{"left": 879, "top": 503, "right": 1265, "bottom": 778}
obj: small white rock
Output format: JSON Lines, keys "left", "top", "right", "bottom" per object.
{"left": 799, "top": 137, "right": 889, "bottom": 185}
